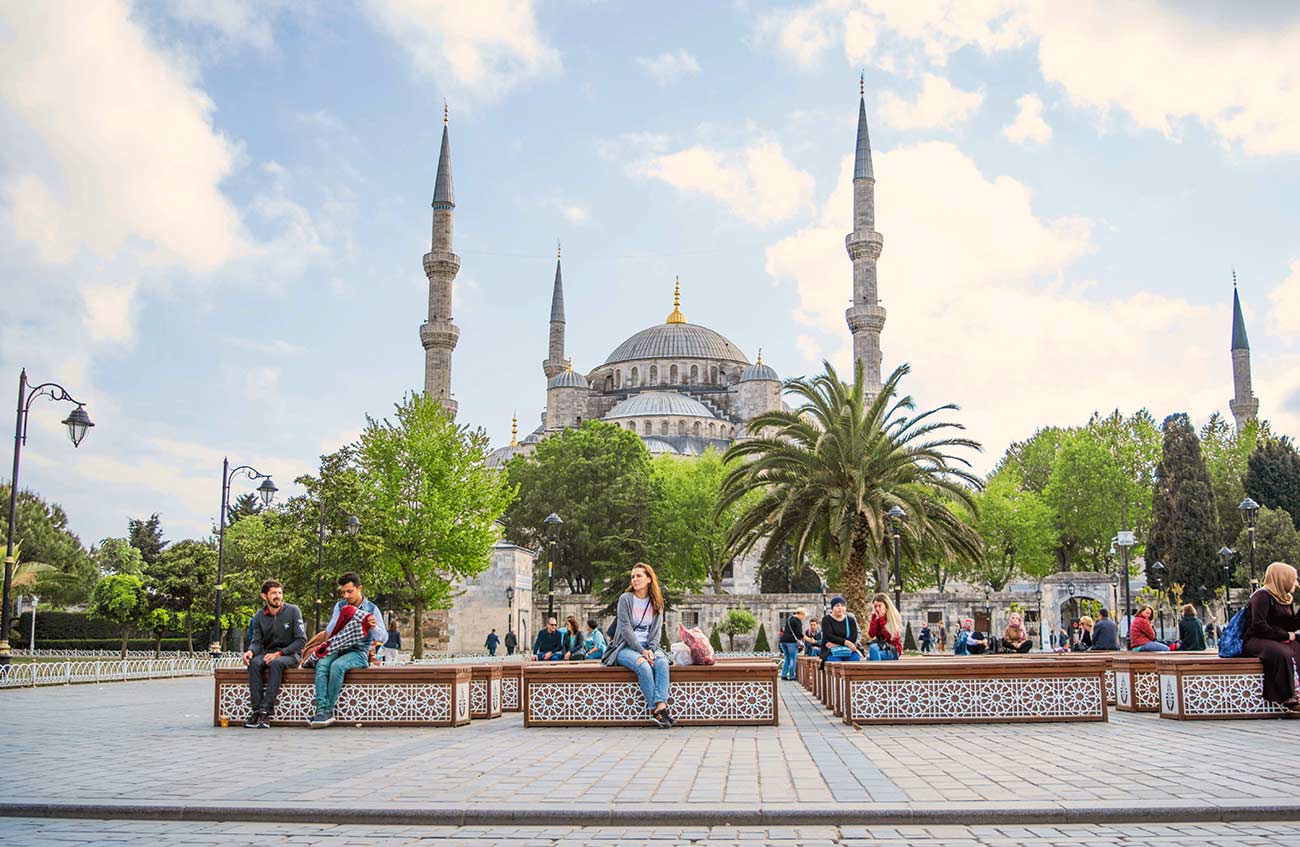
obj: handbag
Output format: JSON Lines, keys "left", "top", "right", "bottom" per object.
{"left": 1217, "top": 606, "right": 1248, "bottom": 658}
{"left": 827, "top": 616, "right": 857, "bottom": 658}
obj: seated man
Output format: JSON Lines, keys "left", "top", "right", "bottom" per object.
{"left": 243, "top": 579, "right": 306, "bottom": 728}
{"left": 304, "top": 571, "right": 387, "bottom": 728}
{"left": 583, "top": 618, "right": 607, "bottom": 660}
{"left": 1089, "top": 607, "right": 1121, "bottom": 651}
{"left": 533, "top": 616, "right": 564, "bottom": 660}
{"left": 803, "top": 618, "right": 821, "bottom": 657}
{"left": 954, "top": 618, "right": 989, "bottom": 655}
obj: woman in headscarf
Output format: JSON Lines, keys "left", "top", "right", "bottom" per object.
{"left": 1003, "top": 612, "right": 1032, "bottom": 653}
{"left": 1241, "top": 562, "right": 1300, "bottom": 709}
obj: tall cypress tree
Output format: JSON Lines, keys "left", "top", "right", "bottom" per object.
{"left": 1245, "top": 438, "right": 1300, "bottom": 528}
{"left": 1147, "top": 414, "right": 1220, "bottom": 604}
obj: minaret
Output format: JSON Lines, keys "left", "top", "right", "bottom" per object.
{"left": 542, "top": 243, "right": 566, "bottom": 379}
{"left": 844, "top": 74, "right": 886, "bottom": 397}
{"left": 420, "top": 102, "right": 460, "bottom": 417}
{"left": 1229, "top": 273, "right": 1259, "bottom": 432}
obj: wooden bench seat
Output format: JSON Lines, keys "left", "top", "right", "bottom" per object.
{"left": 522, "top": 661, "right": 778, "bottom": 727}
{"left": 838, "top": 657, "right": 1108, "bottom": 725}
{"left": 1156, "top": 655, "right": 1292, "bottom": 720}
{"left": 468, "top": 664, "right": 502, "bottom": 719}
{"left": 1113, "top": 654, "right": 1160, "bottom": 712}
{"left": 214, "top": 666, "right": 471, "bottom": 727}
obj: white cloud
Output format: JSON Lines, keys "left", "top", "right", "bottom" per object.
{"left": 878, "top": 74, "right": 984, "bottom": 131}
{"left": 364, "top": 0, "right": 561, "bottom": 102}
{"left": 637, "top": 50, "right": 702, "bottom": 86}
{"left": 168, "top": 0, "right": 276, "bottom": 53}
{"left": 82, "top": 281, "right": 140, "bottom": 346}
{"left": 562, "top": 205, "right": 590, "bottom": 224}
{"left": 752, "top": 0, "right": 849, "bottom": 69}
{"left": 629, "top": 140, "right": 815, "bottom": 227}
{"left": 0, "top": 1, "right": 250, "bottom": 271}
{"left": 1003, "top": 93, "right": 1052, "bottom": 144}
{"left": 1268, "top": 260, "right": 1300, "bottom": 338}
{"left": 763, "top": 142, "right": 1255, "bottom": 468}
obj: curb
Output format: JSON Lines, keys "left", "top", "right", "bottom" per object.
{"left": 4, "top": 802, "right": 1300, "bottom": 827}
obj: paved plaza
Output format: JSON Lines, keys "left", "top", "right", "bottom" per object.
{"left": 3, "top": 675, "right": 1300, "bottom": 844}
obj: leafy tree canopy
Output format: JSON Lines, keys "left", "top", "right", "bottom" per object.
{"left": 0, "top": 484, "right": 95, "bottom": 607}
{"left": 1147, "top": 413, "right": 1220, "bottom": 605}
{"left": 127, "top": 513, "right": 167, "bottom": 565}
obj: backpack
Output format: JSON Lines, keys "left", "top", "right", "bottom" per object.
{"left": 1217, "top": 606, "right": 1247, "bottom": 658}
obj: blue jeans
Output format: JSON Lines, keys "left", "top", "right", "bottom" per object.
{"left": 535, "top": 651, "right": 564, "bottom": 661}
{"left": 314, "top": 647, "right": 369, "bottom": 713}
{"left": 615, "top": 647, "right": 670, "bottom": 712}
{"left": 779, "top": 642, "right": 799, "bottom": 679}
{"left": 1136, "top": 641, "right": 1170, "bottom": 652}
{"left": 868, "top": 643, "right": 899, "bottom": 661}
{"left": 824, "top": 651, "right": 861, "bottom": 662}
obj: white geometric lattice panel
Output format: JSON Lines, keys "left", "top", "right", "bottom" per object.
{"left": 471, "top": 679, "right": 488, "bottom": 714}
{"left": 501, "top": 676, "right": 520, "bottom": 710}
{"left": 1180, "top": 673, "right": 1288, "bottom": 716}
{"left": 1133, "top": 671, "right": 1160, "bottom": 710}
{"left": 1104, "top": 669, "right": 1115, "bottom": 704}
{"left": 217, "top": 682, "right": 451, "bottom": 723}
{"left": 848, "top": 676, "right": 1104, "bottom": 722}
{"left": 456, "top": 681, "right": 470, "bottom": 721}
{"left": 527, "top": 680, "right": 775, "bottom": 724}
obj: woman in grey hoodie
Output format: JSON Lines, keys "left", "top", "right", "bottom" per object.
{"left": 603, "top": 562, "right": 674, "bottom": 727}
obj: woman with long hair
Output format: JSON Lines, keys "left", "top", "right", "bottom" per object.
{"left": 1003, "top": 612, "right": 1032, "bottom": 653}
{"left": 1130, "top": 604, "right": 1169, "bottom": 652}
{"left": 562, "top": 615, "right": 584, "bottom": 660}
{"left": 1241, "top": 562, "right": 1300, "bottom": 709}
{"left": 602, "top": 562, "right": 674, "bottom": 727}
{"left": 866, "top": 593, "right": 902, "bottom": 660}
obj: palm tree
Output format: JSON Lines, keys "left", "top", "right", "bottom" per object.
{"left": 718, "top": 361, "right": 983, "bottom": 618}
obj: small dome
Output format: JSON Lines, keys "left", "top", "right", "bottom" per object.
{"left": 739, "top": 361, "right": 779, "bottom": 382}
{"left": 547, "top": 369, "right": 589, "bottom": 390}
{"left": 642, "top": 438, "right": 675, "bottom": 455}
{"left": 603, "top": 323, "right": 748, "bottom": 366}
{"left": 606, "top": 391, "right": 718, "bottom": 420}
{"left": 486, "top": 444, "right": 526, "bottom": 469}
{"left": 520, "top": 425, "right": 544, "bottom": 444}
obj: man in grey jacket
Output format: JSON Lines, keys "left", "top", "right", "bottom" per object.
{"left": 242, "top": 579, "right": 307, "bottom": 728}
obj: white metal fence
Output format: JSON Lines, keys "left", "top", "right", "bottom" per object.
{"left": 0, "top": 657, "right": 220, "bottom": 689}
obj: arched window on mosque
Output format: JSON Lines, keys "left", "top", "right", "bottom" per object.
{"left": 692, "top": 421, "right": 701, "bottom": 436}
{"left": 710, "top": 366, "right": 718, "bottom": 384}
{"left": 708, "top": 422, "right": 716, "bottom": 436}
{"left": 649, "top": 365, "right": 658, "bottom": 384}
{"left": 615, "top": 370, "right": 622, "bottom": 388}
{"left": 627, "top": 422, "right": 635, "bottom": 431}
{"left": 689, "top": 365, "right": 698, "bottom": 384}
{"left": 677, "top": 420, "right": 686, "bottom": 436}
{"left": 643, "top": 421, "right": 652, "bottom": 435}
{"left": 605, "top": 374, "right": 613, "bottom": 391}
{"left": 670, "top": 364, "right": 679, "bottom": 383}
{"left": 630, "top": 367, "right": 638, "bottom": 387}
{"left": 660, "top": 420, "right": 669, "bottom": 435}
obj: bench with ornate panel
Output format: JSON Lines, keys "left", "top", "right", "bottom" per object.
{"left": 1156, "top": 655, "right": 1292, "bottom": 720}
{"left": 469, "top": 664, "right": 503, "bottom": 719}
{"left": 839, "top": 657, "right": 1108, "bottom": 725}
{"left": 522, "top": 661, "right": 778, "bottom": 727}
{"left": 214, "top": 666, "right": 472, "bottom": 727}
{"left": 1112, "top": 654, "right": 1160, "bottom": 712}
{"left": 499, "top": 663, "right": 522, "bottom": 712}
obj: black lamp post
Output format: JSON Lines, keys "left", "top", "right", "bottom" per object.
{"left": 887, "top": 505, "right": 907, "bottom": 612}
{"left": 505, "top": 586, "right": 514, "bottom": 639}
{"left": 315, "top": 493, "right": 359, "bottom": 633}
{"left": 1115, "top": 530, "right": 1136, "bottom": 650}
{"left": 1035, "top": 583, "right": 1043, "bottom": 652}
{"left": 1219, "top": 545, "right": 1235, "bottom": 620}
{"left": 983, "top": 583, "right": 992, "bottom": 623}
{"left": 1239, "top": 497, "right": 1260, "bottom": 590}
{"left": 1149, "top": 560, "right": 1166, "bottom": 640}
{"left": 2, "top": 370, "right": 93, "bottom": 665}
{"left": 543, "top": 512, "right": 562, "bottom": 623}
{"left": 820, "top": 577, "right": 828, "bottom": 617}
{"left": 211, "top": 459, "right": 277, "bottom": 655}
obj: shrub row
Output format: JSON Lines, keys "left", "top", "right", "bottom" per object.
{"left": 14, "top": 638, "right": 198, "bottom": 651}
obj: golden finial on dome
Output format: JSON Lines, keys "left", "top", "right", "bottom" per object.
{"left": 565, "top": 358, "right": 574, "bottom": 372}
{"left": 757, "top": 347, "right": 763, "bottom": 365}
{"left": 510, "top": 413, "right": 518, "bottom": 447}
{"left": 666, "top": 275, "right": 686, "bottom": 324}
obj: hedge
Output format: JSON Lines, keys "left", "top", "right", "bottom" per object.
{"left": 16, "top": 638, "right": 197, "bottom": 651}
{"left": 12, "top": 611, "right": 191, "bottom": 648}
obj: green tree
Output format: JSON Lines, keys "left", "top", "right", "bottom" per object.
{"left": 1246, "top": 437, "right": 1300, "bottom": 527}
{"left": 757, "top": 542, "right": 824, "bottom": 594}
{"left": 719, "top": 362, "right": 981, "bottom": 620}
{"left": 998, "top": 426, "right": 1067, "bottom": 494}
{"left": 1201, "top": 415, "right": 1268, "bottom": 546}
{"left": 717, "top": 607, "right": 757, "bottom": 650}
{"left": 93, "top": 537, "right": 144, "bottom": 576}
{"left": 127, "top": 513, "right": 167, "bottom": 565}
{"left": 502, "top": 420, "right": 654, "bottom": 596}
{"left": 147, "top": 539, "right": 218, "bottom": 652}
{"left": 0, "top": 484, "right": 95, "bottom": 608}
{"left": 226, "top": 492, "right": 264, "bottom": 527}
{"left": 709, "top": 624, "right": 723, "bottom": 651}
{"left": 358, "top": 392, "right": 515, "bottom": 658}
{"left": 1234, "top": 506, "right": 1300, "bottom": 586}
{"left": 1147, "top": 413, "right": 1220, "bottom": 605}
{"left": 88, "top": 573, "right": 149, "bottom": 657}
{"left": 971, "top": 467, "right": 1058, "bottom": 589}
{"left": 753, "top": 622, "right": 770, "bottom": 652}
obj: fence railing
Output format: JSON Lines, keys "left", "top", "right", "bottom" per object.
{"left": 0, "top": 657, "right": 221, "bottom": 689}
{"left": 13, "top": 649, "right": 237, "bottom": 659}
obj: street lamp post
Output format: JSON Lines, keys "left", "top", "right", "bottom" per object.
{"left": 1035, "top": 583, "right": 1043, "bottom": 653}
{"left": 211, "top": 459, "right": 277, "bottom": 655}
{"left": 983, "top": 583, "right": 992, "bottom": 624}
{"left": 820, "top": 578, "right": 828, "bottom": 617}
{"left": 1115, "top": 530, "right": 1136, "bottom": 650}
{"left": 1239, "top": 497, "right": 1260, "bottom": 590}
{"left": 886, "top": 505, "right": 907, "bottom": 613}
{"left": 2, "top": 369, "right": 93, "bottom": 666}
{"left": 1219, "top": 546, "right": 1235, "bottom": 620}
{"left": 505, "top": 586, "right": 514, "bottom": 639}
{"left": 1150, "top": 561, "right": 1166, "bottom": 640}
{"left": 543, "top": 512, "right": 562, "bottom": 623}
{"left": 315, "top": 496, "right": 359, "bottom": 633}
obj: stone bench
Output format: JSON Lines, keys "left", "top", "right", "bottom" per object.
{"left": 1156, "top": 655, "right": 1292, "bottom": 720}
{"left": 1113, "top": 654, "right": 1161, "bottom": 712}
{"left": 214, "top": 666, "right": 471, "bottom": 727}
{"left": 522, "top": 661, "right": 778, "bottom": 727}
{"left": 838, "top": 657, "right": 1109, "bottom": 725}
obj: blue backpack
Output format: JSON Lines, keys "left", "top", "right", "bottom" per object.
{"left": 1217, "top": 606, "right": 1247, "bottom": 658}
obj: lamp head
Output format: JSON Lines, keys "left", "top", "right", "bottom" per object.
{"left": 257, "top": 476, "right": 278, "bottom": 506}
{"left": 544, "top": 512, "right": 563, "bottom": 538}
{"left": 346, "top": 515, "right": 360, "bottom": 536}
{"left": 62, "top": 404, "right": 94, "bottom": 448}
{"left": 1238, "top": 497, "right": 1260, "bottom": 527}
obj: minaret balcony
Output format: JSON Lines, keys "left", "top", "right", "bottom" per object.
{"left": 845, "top": 304, "right": 886, "bottom": 334}
{"left": 845, "top": 231, "right": 883, "bottom": 260}
{"left": 423, "top": 252, "right": 461, "bottom": 277}
{"left": 420, "top": 322, "right": 460, "bottom": 350}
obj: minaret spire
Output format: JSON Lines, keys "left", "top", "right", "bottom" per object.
{"left": 420, "top": 103, "right": 461, "bottom": 416}
{"left": 845, "top": 77, "right": 886, "bottom": 397}
{"left": 1229, "top": 273, "right": 1259, "bottom": 432}
{"left": 543, "top": 241, "right": 567, "bottom": 379}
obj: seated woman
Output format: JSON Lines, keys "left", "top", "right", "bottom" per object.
{"left": 866, "top": 593, "right": 903, "bottom": 660}
{"left": 1002, "top": 612, "right": 1033, "bottom": 653}
{"left": 1241, "top": 562, "right": 1300, "bottom": 710}
{"left": 820, "top": 596, "right": 862, "bottom": 664}
{"left": 1129, "top": 605, "right": 1170, "bottom": 651}
{"left": 583, "top": 618, "right": 607, "bottom": 660}
{"left": 602, "top": 562, "right": 675, "bottom": 728}
{"left": 1076, "top": 615, "right": 1094, "bottom": 651}
{"left": 1179, "top": 604, "right": 1207, "bottom": 652}
{"left": 954, "top": 618, "right": 988, "bottom": 655}
{"left": 561, "top": 615, "right": 585, "bottom": 660}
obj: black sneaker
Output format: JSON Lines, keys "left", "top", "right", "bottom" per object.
{"left": 650, "top": 709, "right": 672, "bottom": 729}
{"left": 662, "top": 709, "right": 677, "bottom": 727}
{"left": 243, "top": 712, "right": 263, "bottom": 729}
{"left": 256, "top": 714, "right": 272, "bottom": 729}
{"left": 308, "top": 711, "right": 335, "bottom": 729}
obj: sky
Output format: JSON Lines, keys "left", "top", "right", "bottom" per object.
{"left": 2, "top": 0, "right": 1299, "bottom": 548}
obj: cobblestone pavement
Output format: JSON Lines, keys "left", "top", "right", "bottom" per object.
{"left": 2, "top": 675, "right": 1297, "bottom": 814}
{"left": 2, "top": 819, "right": 1299, "bottom": 845}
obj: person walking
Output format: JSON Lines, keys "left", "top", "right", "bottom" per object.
{"left": 504, "top": 629, "right": 518, "bottom": 655}
{"left": 918, "top": 623, "right": 932, "bottom": 654}
{"left": 603, "top": 562, "right": 674, "bottom": 727}
{"left": 485, "top": 629, "right": 500, "bottom": 657}
{"left": 937, "top": 621, "right": 947, "bottom": 653}
{"left": 778, "top": 608, "right": 808, "bottom": 680}
{"left": 382, "top": 617, "right": 401, "bottom": 664}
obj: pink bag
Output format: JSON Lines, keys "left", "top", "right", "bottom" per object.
{"left": 678, "top": 623, "right": 716, "bottom": 666}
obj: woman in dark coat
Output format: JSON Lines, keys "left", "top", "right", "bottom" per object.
{"left": 1241, "top": 562, "right": 1300, "bottom": 709}
{"left": 1178, "top": 604, "right": 1207, "bottom": 652}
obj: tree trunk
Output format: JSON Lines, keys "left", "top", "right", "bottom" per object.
{"left": 154, "top": 632, "right": 161, "bottom": 659}
{"left": 711, "top": 566, "right": 724, "bottom": 594}
{"left": 120, "top": 627, "right": 129, "bottom": 659}
{"left": 412, "top": 597, "right": 425, "bottom": 659}
{"left": 845, "top": 521, "right": 873, "bottom": 621}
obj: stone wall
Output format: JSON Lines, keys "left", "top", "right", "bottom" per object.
{"left": 444, "top": 541, "right": 536, "bottom": 653}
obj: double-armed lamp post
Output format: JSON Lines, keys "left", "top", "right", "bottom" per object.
{"left": 886, "top": 505, "right": 907, "bottom": 612}
{"left": 2, "top": 370, "right": 94, "bottom": 666}
{"left": 544, "top": 512, "right": 562, "bottom": 623}
{"left": 210, "top": 458, "right": 277, "bottom": 655}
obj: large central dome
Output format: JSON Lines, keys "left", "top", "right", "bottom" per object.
{"left": 603, "top": 322, "right": 749, "bottom": 366}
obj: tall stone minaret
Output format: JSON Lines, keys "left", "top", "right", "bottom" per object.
{"left": 844, "top": 75, "right": 886, "bottom": 398}
{"left": 542, "top": 243, "right": 566, "bottom": 379}
{"left": 420, "top": 103, "right": 460, "bottom": 417}
{"left": 1229, "top": 275, "right": 1259, "bottom": 432}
